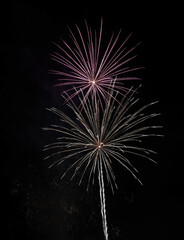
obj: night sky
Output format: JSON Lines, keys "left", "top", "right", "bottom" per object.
{"left": 0, "top": 1, "right": 183, "bottom": 240}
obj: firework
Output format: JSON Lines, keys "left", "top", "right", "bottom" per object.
{"left": 43, "top": 86, "right": 161, "bottom": 190}
{"left": 50, "top": 19, "right": 142, "bottom": 108}
{"left": 43, "top": 86, "right": 162, "bottom": 239}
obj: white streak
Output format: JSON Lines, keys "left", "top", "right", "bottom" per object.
{"left": 98, "top": 158, "right": 109, "bottom": 240}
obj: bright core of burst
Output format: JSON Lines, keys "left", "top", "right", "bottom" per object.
{"left": 97, "top": 142, "right": 103, "bottom": 149}
{"left": 91, "top": 79, "right": 96, "bottom": 85}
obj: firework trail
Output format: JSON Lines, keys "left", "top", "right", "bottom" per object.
{"left": 50, "top": 19, "right": 142, "bottom": 108}
{"left": 98, "top": 157, "right": 108, "bottom": 240}
{"left": 43, "top": 85, "right": 162, "bottom": 239}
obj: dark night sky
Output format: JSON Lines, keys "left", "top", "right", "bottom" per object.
{"left": 0, "top": 1, "right": 183, "bottom": 240}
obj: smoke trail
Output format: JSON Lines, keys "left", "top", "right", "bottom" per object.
{"left": 98, "top": 156, "right": 109, "bottom": 240}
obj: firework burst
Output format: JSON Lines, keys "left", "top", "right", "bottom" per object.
{"left": 43, "top": 86, "right": 162, "bottom": 191}
{"left": 50, "top": 19, "right": 142, "bottom": 108}
{"left": 43, "top": 85, "right": 162, "bottom": 239}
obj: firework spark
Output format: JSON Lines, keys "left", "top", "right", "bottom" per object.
{"left": 50, "top": 19, "right": 142, "bottom": 108}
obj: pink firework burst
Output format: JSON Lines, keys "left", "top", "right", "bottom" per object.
{"left": 50, "top": 19, "right": 142, "bottom": 108}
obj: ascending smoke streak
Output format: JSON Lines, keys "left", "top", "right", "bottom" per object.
{"left": 98, "top": 157, "right": 108, "bottom": 240}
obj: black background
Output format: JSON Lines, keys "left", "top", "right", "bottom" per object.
{"left": 0, "top": 1, "right": 183, "bottom": 240}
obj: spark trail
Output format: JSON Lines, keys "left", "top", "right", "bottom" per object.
{"left": 98, "top": 157, "right": 108, "bottom": 240}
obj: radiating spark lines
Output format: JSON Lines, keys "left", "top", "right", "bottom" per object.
{"left": 43, "top": 86, "right": 162, "bottom": 193}
{"left": 50, "top": 19, "right": 142, "bottom": 107}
